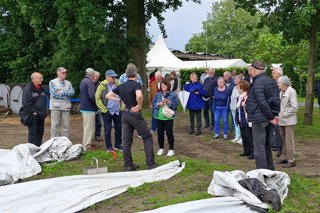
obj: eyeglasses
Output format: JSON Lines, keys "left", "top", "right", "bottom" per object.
{"left": 111, "top": 76, "right": 116, "bottom": 78}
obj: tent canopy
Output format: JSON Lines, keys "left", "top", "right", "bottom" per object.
{"left": 146, "top": 35, "right": 185, "bottom": 72}
{"left": 183, "top": 59, "right": 248, "bottom": 69}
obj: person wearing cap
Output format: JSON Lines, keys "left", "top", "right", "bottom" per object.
{"left": 49, "top": 67, "right": 75, "bottom": 138}
{"left": 95, "top": 69, "right": 124, "bottom": 152}
{"left": 80, "top": 68, "right": 98, "bottom": 150}
{"left": 20, "top": 72, "right": 47, "bottom": 146}
{"left": 246, "top": 61, "right": 280, "bottom": 170}
{"left": 106, "top": 63, "right": 157, "bottom": 171}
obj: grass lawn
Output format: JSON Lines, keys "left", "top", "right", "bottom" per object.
{"left": 25, "top": 107, "right": 320, "bottom": 212}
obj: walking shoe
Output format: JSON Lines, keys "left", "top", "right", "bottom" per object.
{"left": 147, "top": 164, "right": 158, "bottom": 170}
{"left": 247, "top": 155, "right": 254, "bottom": 160}
{"left": 106, "top": 148, "right": 115, "bottom": 153}
{"left": 282, "top": 162, "right": 296, "bottom": 168}
{"left": 157, "top": 149, "right": 164, "bottom": 156}
{"left": 150, "top": 130, "right": 157, "bottom": 134}
{"left": 213, "top": 134, "right": 219, "bottom": 139}
{"left": 236, "top": 138, "right": 243, "bottom": 145}
{"left": 223, "top": 134, "right": 228, "bottom": 140}
{"left": 231, "top": 137, "right": 240, "bottom": 142}
{"left": 95, "top": 136, "right": 102, "bottom": 141}
{"left": 240, "top": 153, "right": 250, "bottom": 156}
{"left": 167, "top": 150, "right": 175, "bottom": 157}
{"left": 124, "top": 163, "right": 140, "bottom": 172}
{"left": 276, "top": 159, "right": 288, "bottom": 164}
{"left": 114, "top": 147, "right": 123, "bottom": 152}
{"left": 195, "top": 131, "right": 201, "bottom": 136}
{"left": 188, "top": 130, "right": 194, "bottom": 135}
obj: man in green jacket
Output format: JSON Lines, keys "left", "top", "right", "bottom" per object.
{"left": 95, "top": 70, "right": 124, "bottom": 152}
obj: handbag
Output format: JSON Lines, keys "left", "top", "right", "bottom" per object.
{"left": 268, "top": 124, "right": 283, "bottom": 157}
{"left": 162, "top": 104, "right": 175, "bottom": 118}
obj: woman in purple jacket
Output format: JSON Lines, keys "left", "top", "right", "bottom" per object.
{"left": 183, "top": 73, "right": 205, "bottom": 135}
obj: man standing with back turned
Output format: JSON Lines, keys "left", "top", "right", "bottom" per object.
{"left": 106, "top": 63, "right": 157, "bottom": 171}
{"left": 246, "top": 61, "right": 280, "bottom": 170}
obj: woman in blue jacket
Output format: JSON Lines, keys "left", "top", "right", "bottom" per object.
{"left": 152, "top": 80, "right": 179, "bottom": 157}
{"left": 213, "top": 77, "right": 231, "bottom": 139}
{"left": 183, "top": 73, "right": 205, "bottom": 135}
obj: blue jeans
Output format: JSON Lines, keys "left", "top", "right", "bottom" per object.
{"left": 231, "top": 110, "right": 241, "bottom": 139}
{"left": 151, "top": 108, "right": 157, "bottom": 131}
{"left": 102, "top": 111, "right": 122, "bottom": 150}
{"left": 214, "top": 105, "right": 229, "bottom": 135}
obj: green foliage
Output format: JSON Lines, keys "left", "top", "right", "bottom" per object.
{"left": 186, "top": 0, "right": 263, "bottom": 62}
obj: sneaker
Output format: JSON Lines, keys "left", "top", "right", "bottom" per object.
{"left": 167, "top": 150, "right": 175, "bottom": 157}
{"left": 114, "top": 147, "right": 123, "bottom": 152}
{"left": 195, "top": 131, "right": 201, "bottom": 136}
{"left": 188, "top": 130, "right": 194, "bottom": 135}
{"left": 282, "top": 162, "right": 296, "bottom": 168}
{"left": 95, "top": 136, "right": 102, "bottom": 141}
{"left": 106, "top": 148, "right": 115, "bottom": 153}
{"left": 213, "top": 134, "right": 219, "bottom": 139}
{"left": 236, "top": 138, "right": 243, "bottom": 145}
{"left": 223, "top": 134, "right": 228, "bottom": 140}
{"left": 150, "top": 130, "right": 157, "bottom": 134}
{"left": 124, "top": 163, "right": 140, "bottom": 172}
{"left": 147, "top": 164, "right": 158, "bottom": 170}
{"left": 231, "top": 138, "right": 238, "bottom": 142}
{"left": 157, "top": 149, "right": 164, "bottom": 156}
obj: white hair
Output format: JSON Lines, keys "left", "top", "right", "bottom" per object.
{"left": 154, "top": 71, "right": 161, "bottom": 77}
{"left": 273, "top": 67, "right": 283, "bottom": 76}
{"left": 278, "top": 75, "right": 291, "bottom": 86}
{"left": 85, "top": 68, "right": 96, "bottom": 76}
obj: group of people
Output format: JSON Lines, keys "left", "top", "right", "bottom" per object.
{"left": 20, "top": 59, "right": 298, "bottom": 172}
{"left": 183, "top": 61, "right": 298, "bottom": 169}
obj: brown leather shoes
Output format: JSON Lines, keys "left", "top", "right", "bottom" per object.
{"left": 282, "top": 162, "right": 296, "bottom": 168}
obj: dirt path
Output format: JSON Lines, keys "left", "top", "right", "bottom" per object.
{"left": 1, "top": 113, "right": 319, "bottom": 177}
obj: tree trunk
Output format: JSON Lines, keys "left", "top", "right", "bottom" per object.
{"left": 125, "top": 0, "right": 148, "bottom": 107}
{"left": 303, "top": 1, "right": 318, "bottom": 125}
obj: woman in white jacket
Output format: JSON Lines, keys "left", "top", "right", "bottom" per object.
{"left": 277, "top": 76, "right": 299, "bottom": 168}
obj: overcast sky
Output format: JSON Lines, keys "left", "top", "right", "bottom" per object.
{"left": 147, "top": 1, "right": 219, "bottom": 51}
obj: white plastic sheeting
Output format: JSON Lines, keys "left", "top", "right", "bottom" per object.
{"left": 208, "top": 169, "right": 290, "bottom": 210}
{"left": 183, "top": 59, "right": 248, "bottom": 69}
{"left": 0, "top": 160, "right": 185, "bottom": 213}
{"left": 141, "top": 169, "right": 289, "bottom": 213}
{"left": 141, "top": 197, "right": 256, "bottom": 213}
{"left": 0, "top": 137, "right": 83, "bottom": 186}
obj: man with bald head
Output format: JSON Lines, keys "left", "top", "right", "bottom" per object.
{"left": 271, "top": 67, "right": 283, "bottom": 82}
{"left": 20, "top": 72, "right": 48, "bottom": 146}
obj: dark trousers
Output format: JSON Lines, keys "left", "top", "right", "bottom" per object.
{"left": 203, "top": 98, "right": 214, "bottom": 128}
{"left": 95, "top": 112, "right": 102, "bottom": 137}
{"left": 252, "top": 120, "right": 274, "bottom": 170}
{"left": 240, "top": 125, "right": 254, "bottom": 157}
{"left": 151, "top": 108, "right": 157, "bottom": 131}
{"left": 156, "top": 119, "right": 174, "bottom": 150}
{"left": 122, "top": 110, "right": 155, "bottom": 167}
{"left": 102, "top": 111, "right": 122, "bottom": 150}
{"left": 28, "top": 114, "right": 45, "bottom": 147}
{"left": 189, "top": 109, "right": 202, "bottom": 133}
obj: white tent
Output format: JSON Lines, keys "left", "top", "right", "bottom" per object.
{"left": 146, "top": 35, "right": 185, "bottom": 73}
{"left": 183, "top": 59, "right": 248, "bottom": 69}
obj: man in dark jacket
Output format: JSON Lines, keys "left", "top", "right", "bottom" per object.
{"left": 20, "top": 72, "right": 47, "bottom": 146}
{"left": 246, "top": 61, "right": 280, "bottom": 170}
{"left": 80, "top": 68, "right": 98, "bottom": 150}
{"left": 202, "top": 68, "right": 217, "bottom": 129}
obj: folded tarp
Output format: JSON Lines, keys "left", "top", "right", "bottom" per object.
{"left": 208, "top": 169, "right": 290, "bottom": 210}
{"left": 0, "top": 160, "right": 185, "bottom": 213}
{"left": 141, "top": 169, "right": 289, "bottom": 213}
{"left": 141, "top": 197, "right": 256, "bottom": 213}
{"left": 0, "top": 137, "right": 83, "bottom": 186}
